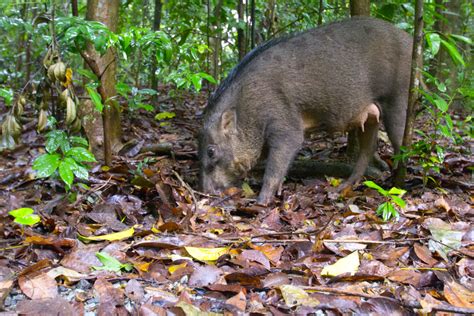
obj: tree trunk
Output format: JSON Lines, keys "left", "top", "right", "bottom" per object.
{"left": 150, "top": 0, "right": 162, "bottom": 97}
{"left": 318, "top": 0, "right": 324, "bottom": 25}
{"left": 434, "top": 0, "right": 462, "bottom": 100}
{"left": 350, "top": 0, "right": 370, "bottom": 16}
{"left": 71, "top": 0, "right": 78, "bottom": 16}
{"left": 347, "top": 0, "right": 370, "bottom": 162}
{"left": 210, "top": 0, "right": 223, "bottom": 82}
{"left": 81, "top": 0, "right": 121, "bottom": 166}
{"left": 394, "top": 0, "right": 424, "bottom": 187}
{"left": 237, "top": 0, "right": 246, "bottom": 61}
{"left": 250, "top": 0, "right": 256, "bottom": 49}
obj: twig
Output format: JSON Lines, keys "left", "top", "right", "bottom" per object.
{"left": 301, "top": 285, "right": 474, "bottom": 314}
{"left": 172, "top": 170, "right": 197, "bottom": 228}
{"left": 322, "top": 238, "right": 427, "bottom": 245}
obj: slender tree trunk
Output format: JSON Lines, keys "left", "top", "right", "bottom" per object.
{"left": 250, "top": 0, "right": 256, "bottom": 49}
{"left": 237, "top": 0, "right": 246, "bottom": 60}
{"left": 318, "top": 0, "right": 324, "bottom": 25}
{"left": 71, "top": 0, "right": 78, "bottom": 16}
{"left": 394, "top": 0, "right": 424, "bottom": 187}
{"left": 264, "top": 0, "right": 276, "bottom": 40}
{"left": 210, "top": 0, "right": 223, "bottom": 82}
{"left": 150, "top": 0, "right": 162, "bottom": 96}
{"left": 82, "top": 0, "right": 121, "bottom": 165}
{"left": 350, "top": 0, "right": 370, "bottom": 16}
{"left": 347, "top": 0, "right": 370, "bottom": 162}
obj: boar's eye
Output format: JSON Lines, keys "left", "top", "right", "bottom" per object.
{"left": 207, "top": 145, "right": 216, "bottom": 159}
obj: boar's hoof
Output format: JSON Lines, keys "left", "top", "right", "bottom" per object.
{"left": 256, "top": 195, "right": 272, "bottom": 206}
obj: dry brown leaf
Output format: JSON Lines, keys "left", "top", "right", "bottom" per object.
{"left": 444, "top": 281, "right": 474, "bottom": 308}
{"left": 226, "top": 290, "right": 247, "bottom": 311}
{"left": 413, "top": 243, "right": 438, "bottom": 266}
{"left": 18, "top": 271, "right": 57, "bottom": 300}
{"left": 387, "top": 269, "right": 423, "bottom": 287}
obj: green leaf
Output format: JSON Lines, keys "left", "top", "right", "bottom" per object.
{"left": 45, "top": 130, "right": 69, "bottom": 153}
{"left": 449, "top": 34, "right": 472, "bottom": 45}
{"left": 9, "top": 208, "right": 40, "bottom": 226}
{"left": 0, "top": 88, "right": 14, "bottom": 106}
{"left": 190, "top": 74, "right": 202, "bottom": 91}
{"left": 33, "top": 153, "right": 61, "bottom": 178}
{"left": 66, "top": 147, "right": 96, "bottom": 162}
{"left": 440, "top": 39, "right": 465, "bottom": 67}
{"left": 432, "top": 93, "right": 449, "bottom": 112}
{"left": 155, "top": 111, "right": 176, "bottom": 121}
{"left": 426, "top": 33, "right": 441, "bottom": 56}
{"left": 363, "top": 181, "right": 388, "bottom": 196}
{"left": 86, "top": 86, "right": 103, "bottom": 112}
{"left": 76, "top": 68, "right": 98, "bottom": 81}
{"left": 391, "top": 196, "right": 406, "bottom": 208}
{"left": 93, "top": 252, "right": 133, "bottom": 273}
{"left": 72, "top": 163, "right": 89, "bottom": 180}
{"left": 197, "top": 72, "right": 216, "bottom": 84}
{"left": 9, "top": 207, "right": 34, "bottom": 218}
{"left": 69, "top": 136, "right": 89, "bottom": 147}
{"left": 387, "top": 187, "right": 406, "bottom": 196}
{"left": 59, "top": 159, "right": 75, "bottom": 187}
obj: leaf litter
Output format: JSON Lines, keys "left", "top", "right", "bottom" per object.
{"left": 0, "top": 90, "right": 473, "bottom": 315}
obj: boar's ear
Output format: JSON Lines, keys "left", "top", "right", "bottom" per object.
{"left": 221, "top": 110, "right": 236, "bottom": 134}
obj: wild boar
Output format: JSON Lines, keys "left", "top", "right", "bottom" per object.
{"left": 199, "top": 17, "right": 412, "bottom": 205}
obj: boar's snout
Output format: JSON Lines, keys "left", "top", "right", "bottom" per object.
{"left": 199, "top": 166, "right": 239, "bottom": 195}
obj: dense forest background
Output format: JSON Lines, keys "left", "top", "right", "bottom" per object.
{"left": 0, "top": 0, "right": 473, "bottom": 315}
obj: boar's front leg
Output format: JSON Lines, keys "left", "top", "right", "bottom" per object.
{"left": 257, "top": 128, "right": 304, "bottom": 205}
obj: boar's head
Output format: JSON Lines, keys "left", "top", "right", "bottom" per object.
{"left": 199, "top": 106, "right": 260, "bottom": 195}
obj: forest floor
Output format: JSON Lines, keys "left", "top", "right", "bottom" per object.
{"left": 0, "top": 89, "right": 473, "bottom": 315}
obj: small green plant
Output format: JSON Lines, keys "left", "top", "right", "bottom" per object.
{"left": 364, "top": 181, "right": 407, "bottom": 221}
{"left": 9, "top": 208, "right": 41, "bottom": 227}
{"left": 116, "top": 81, "right": 157, "bottom": 112}
{"left": 32, "top": 130, "right": 96, "bottom": 189}
{"left": 0, "top": 87, "right": 14, "bottom": 106}
{"left": 92, "top": 252, "right": 133, "bottom": 273}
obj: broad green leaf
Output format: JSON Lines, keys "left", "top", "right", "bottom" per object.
{"left": 86, "top": 86, "right": 103, "bottom": 112}
{"left": 363, "top": 181, "right": 388, "bottom": 196}
{"left": 449, "top": 34, "right": 472, "bottom": 45}
{"left": 9, "top": 208, "right": 40, "bottom": 226}
{"left": 33, "top": 153, "right": 61, "bottom": 177}
{"left": 9, "top": 207, "right": 34, "bottom": 218}
{"left": 76, "top": 68, "right": 98, "bottom": 81}
{"left": 0, "top": 88, "right": 14, "bottom": 105}
{"left": 155, "top": 111, "right": 176, "bottom": 121}
{"left": 137, "top": 88, "right": 157, "bottom": 96}
{"left": 387, "top": 187, "right": 406, "bottom": 196}
{"left": 432, "top": 94, "right": 449, "bottom": 112}
{"left": 45, "top": 130, "right": 68, "bottom": 153}
{"left": 190, "top": 74, "right": 202, "bottom": 91}
{"left": 78, "top": 227, "right": 135, "bottom": 242}
{"left": 440, "top": 39, "right": 465, "bottom": 67}
{"left": 321, "top": 251, "right": 360, "bottom": 277}
{"left": 426, "top": 33, "right": 441, "bottom": 56}
{"left": 197, "top": 72, "right": 216, "bottom": 84}
{"left": 93, "top": 252, "right": 133, "bottom": 272}
{"left": 72, "top": 162, "right": 89, "bottom": 180}
{"left": 69, "top": 136, "right": 89, "bottom": 147}
{"left": 66, "top": 147, "right": 96, "bottom": 162}
{"left": 279, "top": 284, "right": 319, "bottom": 307}
{"left": 185, "top": 247, "right": 228, "bottom": 261}
{"left": 391, "top": 196, "right": 406, "bottom": 209}
{"left": 59, "top": 158, "right": 75, "bottom": 187}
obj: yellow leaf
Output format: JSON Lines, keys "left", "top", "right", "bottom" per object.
{"left": 321, "top": 251, "right": 360, "bottom": 277}
{"left": 241, "top": 182, "right": 255, "bottom": 198}
{"left": 279, "top": 284, "right": 319, "bottom": 307}
{"left": 78, "top": 227, "right": 135, "bottom": 242}
{"left": 62, "top": 68, "right": 73, "bottom": 87}
{"left": 176, "top": 301, "right": 222, "bottom": 316}
{"left": 185, "top": 246, "right": 228, "bottom": 261}
{"left": 169, "top": 262, "right": 187, "bottom": 274}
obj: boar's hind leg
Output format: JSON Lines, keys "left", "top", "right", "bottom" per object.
{"left": 257, "top": 130, "right": 304, "bottom": 205}
{"left": 338, "top": 106, "right": 380, "bottom": 192}
{"left": 382, "top": 97, "right": 407, "bottom": 168}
